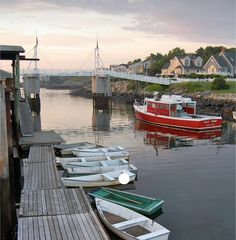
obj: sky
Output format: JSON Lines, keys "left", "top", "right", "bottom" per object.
{"left": 0, "top": 0, "right": 235, "bottom": 71}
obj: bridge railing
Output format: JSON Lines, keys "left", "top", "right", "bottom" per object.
{"left": 98, "top": 69, "right": 173, "bottom": 85}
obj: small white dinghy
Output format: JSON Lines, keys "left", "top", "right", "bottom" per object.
{"left": 61, "top": 158, "right": 129, "bottom": 169}
{"left": 72, "top": 146, "right": 129, "bottom": 159}
{"left": 66, "top": 163, "right": 137, "bottom": 176}
{"left": 61, "top": 169, "right": 136, "bottom": 187}
{"left": 54, "top": 142, "right": 102, "bottom": 156}
{"left": 95, "top": 198, "right": 170, "bottom": 240}
{"left": 56, "top": 155, "right": 121, "bottom": 166}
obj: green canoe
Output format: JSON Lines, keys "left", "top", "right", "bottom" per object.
{"left": 88, "top": 187, "right": 164, "bottom": 216}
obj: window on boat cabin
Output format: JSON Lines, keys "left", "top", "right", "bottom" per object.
{"left": 152, "top": 103, "right": 156, "bottom": 108}
{"left": 148, "top": 101, "right": 152, "bottom": 107}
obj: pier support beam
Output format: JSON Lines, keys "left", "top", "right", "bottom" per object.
{"left": 0, "top": 80, "right": 15, "bottom": 240}
{"left": 92, "top": 75, "right": 112, "bottom": 110}
{"left": 13, "top": 55, "right": 20, "bottom": 141}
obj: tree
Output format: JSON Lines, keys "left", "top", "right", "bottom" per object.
{"left": 167, "top": 47, "right": 186, "bottom": 59}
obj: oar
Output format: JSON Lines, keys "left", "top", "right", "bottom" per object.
{"left": 102, "top": 188, "right": 142, "bottom": 205}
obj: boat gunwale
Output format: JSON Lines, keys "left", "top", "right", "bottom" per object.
{"left": 89, "top": 187, "right": 164, "bottom": 213}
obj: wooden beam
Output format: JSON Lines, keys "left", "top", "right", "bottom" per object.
{"left": 0, "top": 80, "right": 14, "bottom": 239}
{"left": 13, "top": 54, "right": 20, "bottom": 140}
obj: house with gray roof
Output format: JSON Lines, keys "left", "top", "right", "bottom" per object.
{"left": 161, "top": 55, "right": 204, "bottom": 76}
{"left": 203, "top": 49, "right": 236, "bottom": 77}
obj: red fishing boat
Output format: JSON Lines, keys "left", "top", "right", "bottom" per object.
{"left": 133, "top": 94, "right": 222, "bottom": 130}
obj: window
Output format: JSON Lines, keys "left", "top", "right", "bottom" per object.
{"left": 152, "top": 103, "right": 156, "bottom": 108}
{"left": 185, "top": 60, "right": 189, "bottom": 66}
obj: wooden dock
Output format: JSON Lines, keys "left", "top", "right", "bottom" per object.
{"left": 18, "top": 146, "right": 109, "bottom": 240}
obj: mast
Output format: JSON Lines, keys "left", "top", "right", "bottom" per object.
{"left": 95, "top": 36, "right": 100, "bottom": 73}
{"left": 33, "top": 35, "right": 38, "bottom": 76}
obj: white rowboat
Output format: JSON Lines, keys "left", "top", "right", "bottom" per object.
{"left": 66, "top": 163, "right": 137, "bottom": 176}
{"left": 61, "top": 169, "right": 136, "bottom": 187}
{"left": 95, "top": 198, "right": 170, "bottom": 240}
{"left": 72, "top": 148, "right": 129, "bottom": 158}
{"left": 61, "top": 158, "right": 129, "bottom": 170}
{"left": 56, "top": 155, "right": 124, "bottom": 166}
{"left": 54, "top": 142, "right": 102, "bottom": 156}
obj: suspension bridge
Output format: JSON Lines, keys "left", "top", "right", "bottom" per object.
{"left": 22, "top": 40, "right": 173, "bottom": 86}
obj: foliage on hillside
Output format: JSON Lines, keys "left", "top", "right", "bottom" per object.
{"left": 127, "top": 46, "right": 236, "bottom": 76}
{"left": 143, "top": 81, "right": 235, "bottom": 94}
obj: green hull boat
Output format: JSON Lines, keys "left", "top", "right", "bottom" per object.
{"left": 88, "top": 187, "right": 164, "bottom": 216}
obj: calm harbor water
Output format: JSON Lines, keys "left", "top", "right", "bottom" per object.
{"left": 39, "top": 88, "right": 235, "bottom": 240}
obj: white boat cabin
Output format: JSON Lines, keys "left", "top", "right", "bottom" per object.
{"left": 144, "top": 95, "right": 196, "bottom": 117}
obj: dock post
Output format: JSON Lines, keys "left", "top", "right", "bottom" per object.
{"left": 13, "top": 54, "right": 20, "bottom": 140}
{"left": 0, "top": 80, "right": 15, "bottom": 240}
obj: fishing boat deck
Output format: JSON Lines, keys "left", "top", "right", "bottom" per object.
{"left": 18, "top": 145, "right": 109, "bottom": 240}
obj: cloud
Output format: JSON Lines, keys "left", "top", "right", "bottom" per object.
{"left": 0, "top": 0, "right": 235, "bottom": 45}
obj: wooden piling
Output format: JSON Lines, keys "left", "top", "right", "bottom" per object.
{"left": 0, "top": 80, "right": 15, "bottom": 240}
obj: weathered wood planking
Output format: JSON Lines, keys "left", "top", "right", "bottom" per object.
{"left": 19, "top": 101, "right": 34, "bottom": 137}
{"left": 23, "top": 161, "right": 60, "bottom": 190}
{"left": 19, "top": 146, "right": 109, "bottom": 239}
{"left": 27, "top": 146, "right": 55, "bottom": 163}
{"left": 17, "top": 213, "right": 109, "bottom": 240}
{"left": 19, "top": 131, "right": 63, "bottom": 148}
{"left": 19, "top": 188, "right": 90, "bottom": 217}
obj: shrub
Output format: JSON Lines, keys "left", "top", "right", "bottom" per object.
{"left": 211, "top": 77, "right": 230, "bottom": 90}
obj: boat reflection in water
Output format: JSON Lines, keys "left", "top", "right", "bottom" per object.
{"left": 135, "top": 120, "right": 222, "bottom": 150}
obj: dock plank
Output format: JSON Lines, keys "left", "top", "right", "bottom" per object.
{"left": 19, "top": 131, "right": 63, "bottom": 149}
{"left": 18, "top": 145, "right": 109, "bottom": 240}
{"left": 19, "top": 101, "right": 34, "bottom": 137}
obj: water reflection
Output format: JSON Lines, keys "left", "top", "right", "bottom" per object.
{"left": 92, "top": 109, "right": 112, "bottom": 131}
{"left": 32, "top": 111, "right": 41, "bottom": 131}
{"left": 135, "top": 120, "right": 222, "bottom": 150}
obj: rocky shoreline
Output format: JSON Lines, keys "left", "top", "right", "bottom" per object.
{"left": 41, "top": 79, "right": 236, "bottom": 121}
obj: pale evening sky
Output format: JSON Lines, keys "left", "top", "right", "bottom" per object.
{"left": 0, "top": 0, "right": 235, "bottom": 71}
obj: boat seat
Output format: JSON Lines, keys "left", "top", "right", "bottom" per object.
{"left": 102, "top": 174, "right": 115, "bottom": 181}
{"left": 137, "top": 229, "right": 170, "bottom": 240}
{"left": 120, "top": 159, "right": 128, "bottom": 164}
{"left": 100, "top": 148, "right": 108, "bottom": 153}
{"left": 112, "top": 217, "right": 147, "bottom": 230}
{"left": 100, "top": 161, "right": 108, "bottom": 167}
{"left": 117, "top": 146, "right": 124, "bottom": 150}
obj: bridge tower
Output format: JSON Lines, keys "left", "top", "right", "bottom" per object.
{"left": 92, "top": 39, "right": 111, "bottom": 110}
{"left": 23, "top": 36, "right": 40, "bottom": 112}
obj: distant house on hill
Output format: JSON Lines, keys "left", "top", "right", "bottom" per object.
{"left": 128, "top": 59, "right": 153, "bottom": 75}
{"left": 203, "top": 49, "right": 236, "bottom": 77}
{"left": 110, "top": 64, "right": 128, "bottom": 73}
{"left": 161, "top": 55, "right": 204, "bottom": 76}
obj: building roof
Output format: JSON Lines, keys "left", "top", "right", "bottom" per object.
{"left": 0, "top": 45, "right": 25, "bottom": 60}
{"left": 215, "top": 55, "right": 231, "bottom": 68}
{"left": 223, "top": 51, "right": 236, "bottom": 67}
{"left": 162, "top": 62, "right": 170, "bottom": 69}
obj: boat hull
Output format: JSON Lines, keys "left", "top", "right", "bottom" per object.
{"left": 134, "top": 105, "right": 222, "bottom": 130}
{"left": 61, "top": 170, "right": 136, "bottom": 187}
{"left": 96, "top": 198, "right": 170, "bottom": 240}
{"left": 89, "top": 187, "right": 163, "bottom": 216}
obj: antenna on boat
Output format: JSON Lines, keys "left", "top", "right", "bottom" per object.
{"left": 153, "top": 91, "right": 161, "bottom": 100}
